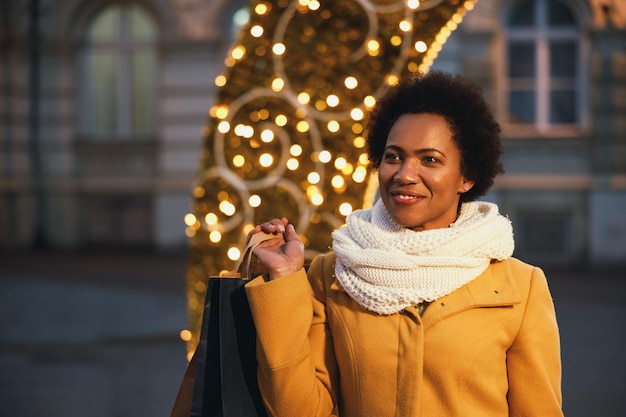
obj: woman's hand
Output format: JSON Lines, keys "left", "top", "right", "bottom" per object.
{"left": 248, "top": 217, "right": 305, "bottom": 280}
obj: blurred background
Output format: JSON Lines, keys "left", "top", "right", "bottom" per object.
{"left": 0, "top": 0, "right": 625, "bottom": 416}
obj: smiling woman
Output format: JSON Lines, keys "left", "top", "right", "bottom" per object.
{"left": 378, "top": 113, "right": 472, "bottom": 231}
{"left": 366, "top": 71, "right": 504, "bottom": 205}
{"left": 245, "top": 71, "right": 563, "bottom": 417}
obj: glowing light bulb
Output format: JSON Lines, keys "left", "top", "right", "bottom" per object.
{"left": 407, "top": 0, "right": 420, "bottom": 9}
{"left": 205, "top": 213, "right": 218, "bottom": 225}
{"left": 219, "top": 201, "right": 236, "bottom": 216}
{"left": 334, "top": 157, "right": 347, "bottom": 170}
{"left": 308, "top": 0, "right": 320, "bottom": 10}
{"left": 339, "top": 202, "right": 353, "bottom": 216}
{"left": 261, "top": 129, "right": 275, "bottom": 143}
{"left": 287, "top": 158, "right": 299, "bottom": 170}
{"left": 250, "top": 25, "right": 264, "bottom": 37}
{"left": 193, "top": 186, "right": 205, "bottom": 198}
{"left": 327, "top": 120, "right": 340, "bottom": 132}
{"left": 184, "top": 213, "right": 197, "bottom": 226}
{"left": 271, "top": 78, "right": 285, "bottom": 92}
{"left": 352, "top": 123, "right": 363, "bottom": 134}
{"left": 232, "top": 155, "right": 245, "bottom": 167}
{"left": 290, "top": 144, "right": 303, "bottom": 156}
{"left": 209, "top": 230, "right": 222, "bottom": 243}
{"left": 296, "top": 120, "right": 310, "bottom": 132}
{"left": 387, "top": 74, "right": 400, "bottom": 86}
{"left": 367, "top": 39, "right": 380, "bottom": 56}
{"left": 342, "top": 163, "right": 354, "bottom": 176}
{"left": 272, "top": 43, "right": 286, "bottom": 55}
{"left": 350, "top": 108, "right": 364, "bottom": 121}
{"left": 231, "top": 45, "right": 246, "bottom": 60}
{"left": 344, "top": 77, "right": 358, "bottom": 89}
{"left": 311, "top": 193, "right": 324, "bottom": 206}
{"left": 297, "top": 92, "right": 310, "bottom": 104}
{"left": 415, "top": 41, "right": 427, "bottom": 53}
{"left": 275, "top": 114, "right": 288, "bottom": 126}
{"left": 255, "top": 4, "right": 269, "bottom": 15}
{"left": 215, "top": 105, "right": 229, "bottom": 119}
{"left": 353, "top": 166, "right": 368, "bottom": 183}
{"left": 364, "top": 95, "right": 376, "bottom": 108}
{"left": 326, "top": 95, "right": 340, "bottom": 107}
{"left": 227, "top": 247, "right": 241, "bottom": 261}
{"left": 249, "top": 195, "right": 261, "bottom": 207}
{"left": 259, "top": 153, "right": 274, "bottom": 167}
{"left": 215, "top": 75, "right": 227, "bottom": 87}
{"left": 319, "top": 150, "right": 332, "bottom": 163}
{"left": 307, "top": 172, "right": 321, "bottom": 184}
{"left": 331, "top": 175, "right": 345, "bottom": 189}
{"left": 399, "top": 20, "right": 412, "bottom": 32}
{"left": 217, "top": 121, "right": 231, "bottom": 133}
{"left": 234, "top": 124, "right": 246, "bottom": 136}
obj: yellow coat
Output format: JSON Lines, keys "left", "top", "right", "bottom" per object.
{"left": 246, "top": 253, "right": 563, "bottom": 417}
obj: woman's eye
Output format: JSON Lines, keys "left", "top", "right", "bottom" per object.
{"left": 423, "top": 156, "right": 439, "bottom": 164}
{"left": 383, "top": 153, "right": 401, "bottom": 161}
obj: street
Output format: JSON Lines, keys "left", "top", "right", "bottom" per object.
{"left": 0, "top": 250, "right": 624, "bottom": 417}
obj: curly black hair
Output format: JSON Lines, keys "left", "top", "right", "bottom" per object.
{"left": 366, "top": 70, "right": 504, "bottom": 203}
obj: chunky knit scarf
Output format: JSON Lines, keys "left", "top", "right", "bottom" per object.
{"left": 332, "top": 200, "right": 515, "bottom": 315}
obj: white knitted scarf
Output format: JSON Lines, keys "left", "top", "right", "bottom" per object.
{"left": 332, "top": 200, "right": 515, "bottom": 315}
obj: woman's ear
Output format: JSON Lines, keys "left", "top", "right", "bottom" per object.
{"left": 459, "top": 179, "right": 475, "bottom": 193}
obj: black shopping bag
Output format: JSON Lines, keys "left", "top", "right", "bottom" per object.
{"left": 171, "top": 233, "right": 282, "bottom": 417}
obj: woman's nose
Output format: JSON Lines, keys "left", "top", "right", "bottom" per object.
{"left": 393, "top": 161, "right": 419, "bottom": 184}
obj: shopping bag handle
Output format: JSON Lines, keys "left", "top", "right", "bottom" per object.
{"left": 221, "top": 232, "right": 284, "bottom": 280}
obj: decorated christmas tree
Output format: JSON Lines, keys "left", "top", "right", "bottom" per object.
{"left": 182, "top": 0, "right": 476, "bottom": 352}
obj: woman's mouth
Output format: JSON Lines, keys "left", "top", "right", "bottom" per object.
{"left": 391, "top": 191, "right": 425, "bottom": 204}
{"left": 395, "top": 194, "right": 418, "bottom": 200}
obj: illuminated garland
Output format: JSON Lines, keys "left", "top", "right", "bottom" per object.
{"left": 182, "top": 0, "right": 477, "bottom": 354}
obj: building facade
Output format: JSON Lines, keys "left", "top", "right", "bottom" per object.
{"left": 432, "top": 0, "right": 626, "bottom": 267}
{"left": 1, "top": 0, "right": 624, "bottom": 267}
{"left": 0, "top": 0, "right": 250, "bottom": 250}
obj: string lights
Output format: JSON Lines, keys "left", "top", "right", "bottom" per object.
{"left": 182, "top": 0, "right": 476, "bottom": 353}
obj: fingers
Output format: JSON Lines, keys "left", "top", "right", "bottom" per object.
{"left": 284, "top": 223, "right": 298, "bottom": 240}
{"left": 247, "top": 217, "right": 293, "bottom": 241}
{"left": 258, "top": 217, "right": 289, "bottom": 234}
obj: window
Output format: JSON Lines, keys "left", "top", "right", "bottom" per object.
{"left": 504, "top": 0, "right": 582, "bottom": 135}
{"left": 81, "top": 4, "right": 157, "bottom": 139}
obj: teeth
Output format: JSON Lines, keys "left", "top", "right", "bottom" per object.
{"left": 396, "top": 194, "right": 416, "bottom": 200}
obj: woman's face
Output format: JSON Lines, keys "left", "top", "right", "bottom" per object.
{"left": 377, "top": 113, "right": 473, "bottom": 231}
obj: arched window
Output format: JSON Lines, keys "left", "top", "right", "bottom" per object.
{"left": 504, "top": 0, "right": 583, "bottom": 135}
{"left": 81, "top": 4, "right": 157, "bottom": 140}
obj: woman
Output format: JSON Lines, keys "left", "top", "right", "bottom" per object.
{"left": 245, "top": 71, "right": 563, "bottom": 416}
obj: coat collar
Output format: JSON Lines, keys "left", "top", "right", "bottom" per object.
{"left": 327, "top": 254, "right": 522, "bottom": 323}
{"left": 420, "top": 259, "right": 522, "bottom": 328}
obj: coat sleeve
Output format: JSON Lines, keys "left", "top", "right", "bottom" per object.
{"left": 245, "top": 255, "right": 339, "bottom": 417}
{"left": 506, "top": 266, "right": 564, "bottom": 417}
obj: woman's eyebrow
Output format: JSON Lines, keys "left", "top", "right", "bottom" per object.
{"left": 385, "top": 145, "right": 446, "bottom": 156}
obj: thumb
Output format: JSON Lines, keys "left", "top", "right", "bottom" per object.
{"left": 284, "top": 223, "right": 299, "bottom": 241}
